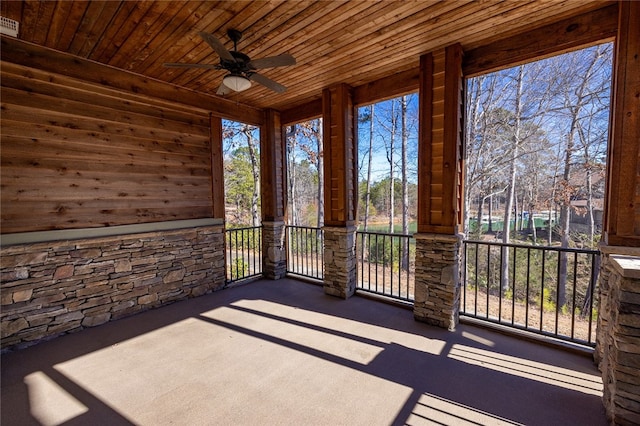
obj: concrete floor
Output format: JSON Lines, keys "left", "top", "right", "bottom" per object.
{"left": 1, "top": 278, "right": 607, "bottom": 425}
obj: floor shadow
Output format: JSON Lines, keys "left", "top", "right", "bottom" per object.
{"left": 1, "top": 278, "right": 606, "bottom": 425}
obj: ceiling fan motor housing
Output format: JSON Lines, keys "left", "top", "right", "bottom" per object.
{"left": 223, "top": 51, "right": 254, "bottom": 76}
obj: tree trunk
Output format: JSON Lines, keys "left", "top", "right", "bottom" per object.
{"left": 316, "top": 120, "right": 324, "bottom": 228}
{"left": 501, "top": 65, "right": 524, "bottom": 293}
{"left": 287, "top": 126, "right": 298, "bottom": 226}
{"left": 586, "top": 168, "right": 595, "bottom": 247}
{"left": 364, "top": 106, "right": 374, "bottom": 233}
{"left": 401, "top": 96, "right": 409, "bottom": 270}
{"left": 488, "top": 191, "right": 493, "bottom": 233}
{"left": 388, "top": 102, "right": 396, "bottom": 234}
{"left": 244, "top": 126, "right": 261, "bottom": 227}
{"left": 476, "top": 193, "right": 485, "bottom": 236}
{"left": 362, "top": 106, "right": 375, "bottom": 262}
{"left": 528, "top": 203, "right": 538, "bottom": 245}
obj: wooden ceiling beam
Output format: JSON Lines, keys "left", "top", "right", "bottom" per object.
{"left": 280, "top": 66, "right": 420, "bottom": 124}
{"left": 280, "top": 99, "right": 322, "bottom": 126}
{"left": 463, "top": 3, "right": 618, "bottom": 77}
{"left": 0, "top": 36, "right": 265, "bottom": 126}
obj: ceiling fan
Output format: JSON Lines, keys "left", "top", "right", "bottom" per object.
{"left": 163, "top": 29, "right": 296, "bottom": 95}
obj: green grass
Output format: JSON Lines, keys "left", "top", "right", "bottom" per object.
{"left": 361, "top": 222, "right": 417, "bottom": 234}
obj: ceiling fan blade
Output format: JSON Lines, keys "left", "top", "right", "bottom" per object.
{"left": 198, "top": 31, "right": 235, "bottom": 62}
{"left": 249, "top": 73, "right": 287, "bottom": 93}
{"left": 248, "top": 54, "right": 296, "bottom": 69}
{"left": 163, "top": 63, "right": 219, "bottom": 69}
{"left": 216, "top": 82, "right": 232, "bottom": 96}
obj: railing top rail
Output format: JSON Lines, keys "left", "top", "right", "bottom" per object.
{"left": 286, "top": 225, "right": 323, "bottom": 231}
{"left": 463, "top": 239, "right": 599, "bottom": 255}
{"left": 357, "top": 230, "right": 414, "bottom": 238}
{"left": 226, "top": 225, "right": 263, "bottom": 232}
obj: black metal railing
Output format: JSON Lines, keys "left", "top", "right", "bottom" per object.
{"left": 286, "top": 225, "right": 323, "bottom": 280}
{"left": 226, "top": 226, "right": 262, "bottom": 283}
{"left": 462, "top": 240, "right": 599, "bottom": 346}
{"left": 356, "top": 231, "right": 415, "bottom": 302}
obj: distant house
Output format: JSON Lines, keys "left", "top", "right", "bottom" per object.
{"left": 570, "top": 198, "right": 604, "bottom": 232}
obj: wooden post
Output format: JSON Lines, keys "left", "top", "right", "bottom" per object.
{"left": 597, "top": 6, "right": 640, "bottom": 421}
{"left": 414, "top": 44, "right": 465, "bottom": 330}
{"left": 322, "top": 84, "right": 358, "bottom": 298}
{"left": 603, "top": 1, "right": 640, "bottom": 247}
{"left": 260, "top": 109, "right": 288, "bottom": 279}
{"left": 210, "top": 114, "right": 225, "bottom": 221}
{"left": 417, "top": 45, "right": 464, "bottom": 234}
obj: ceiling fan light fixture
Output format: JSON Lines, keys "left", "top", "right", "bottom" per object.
{"left": 223, "top": 74, "right": 251, "bottom": 92}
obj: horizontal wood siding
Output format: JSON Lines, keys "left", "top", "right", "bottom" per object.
{"left": 417, "top": 46, "right": 463, "bottom": 235}
{"left": 323, "top": 84, "right": 356, "bottom": 226}
{"left": 1, "top": 61, "right": 214, "bottom": 233}
{"left": 261, "top": 109, "right": 287, "bottom": 221}
{"left": 605, "top": 1, "right": 640, "bottom": 246}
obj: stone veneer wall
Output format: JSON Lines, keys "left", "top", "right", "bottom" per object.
{"left": 262, "top": 221, "right": 287, "bottom": 280}
{"left": 595, "top": 251, "right": 640, "bottom": 425}
{"left": 0, "top": 225, "right": 225, "bottom": 351}
{"left": 413, "top": 233, "right": 463, "bottom": 330}
{"left": 323, "top": 226, "right": 357, "bottom": 299}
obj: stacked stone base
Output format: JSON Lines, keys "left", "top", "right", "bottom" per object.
{"left": 1, "top": 225, "right": 225, "bottom": 351}
{"left": 596, "top": 250, "right": 640, "bottom": 425}
{"left": 323, "top": 226, "right": 357, "bottom": 299}
{"left": 413, "top": 233, "right": 462, "bottom": 330}
{"left": 262, "top": 221, "right": 287, "bottom": 280}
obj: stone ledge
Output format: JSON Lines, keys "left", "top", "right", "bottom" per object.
{"left": 599, "top": 245, "right": 640, "bottom": 257}
{"left": 610, "top": 255, "right": 640, "bottom": 280}
{"left": 0, "top": 218, "right": 223, "bottom": 246}
{"left": 413, "top": 232, "right": 464, "bottom": 243}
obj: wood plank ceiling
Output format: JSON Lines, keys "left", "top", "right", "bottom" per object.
{"left": 0, "top": 1, "right": 613, "bottom": 112}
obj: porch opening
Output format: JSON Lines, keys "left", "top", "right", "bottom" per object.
{"left": 223, "top": 120, "right": 262, "bottom": 283}
{"left": 284, "top": 119, "right": 324, "bottom": 281}
{"left": 356, "top": 94, "right": 419, "bottom": 301}
{"left": 461, "top": 42, "right": 614, "bottom": 347}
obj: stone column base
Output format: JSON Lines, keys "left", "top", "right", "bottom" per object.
{"left": 262, "top": 221, "right": 287, "bottom": 280}
{"left": 413, "top": 232, "right": 463, "bottom": 330}
{"left": 595, "top": 248, "right": 640, "bottom": 425}
{"left": 323, "top": 225, "right": 357, "bottom": 299}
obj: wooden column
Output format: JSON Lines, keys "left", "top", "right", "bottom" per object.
{"left": 417, "top": 45, "right": 464, "bottom": 234}
{"left": 596, "top": 4, "right": 640, "bottom": 421}
{"left": 414, "top": 44, "right": 465, "bottom": 330}
{"left": 322, "top": 84, "right": 358, "bottom": 298}
{"left": 603, "top": 1, "right": 640, "bottom": 247}
{"left": 210, "top": 115, "right": 225, "bottom": 220}
{"left": 260, "top": 109, "right": 288, "bottom": 279}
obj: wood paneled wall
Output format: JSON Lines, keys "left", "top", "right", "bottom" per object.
{"left": 322, "top": 84, "right": 357, "bottom": 226}
{"left": 604, "top": 1, "right": 640, "bottom": 246}
{"left": 417, "top": 45, "right": 464, "bottom": 234}
{"left": 1, "top": 61, "right": 214, "bottom": 233}
{"left": 261, "top": 109, "right": 287, "bottom": 222}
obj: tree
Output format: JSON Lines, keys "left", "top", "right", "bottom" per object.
{"left": 377, "top": 100, "right": 399, "bottom": 233}
{"left": 286, "top": 119, "right": 324, "bottom": 227}
{"left": 223, "top": 121, "right": 260, "bottom": 227}
{"left": 225, "top": 147, "right": 259, "bottom": 225}
{"left": 400, "top": 95, "right": 410, "bottom": 269}
{"left": 360, "top": 105, "right": 375, "bottom": 232}
{"left": 551, "top": 44, "right": 612, "bottom": 306}
{"left": 500, "top": 65, "right": 525, "bottom": 292}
